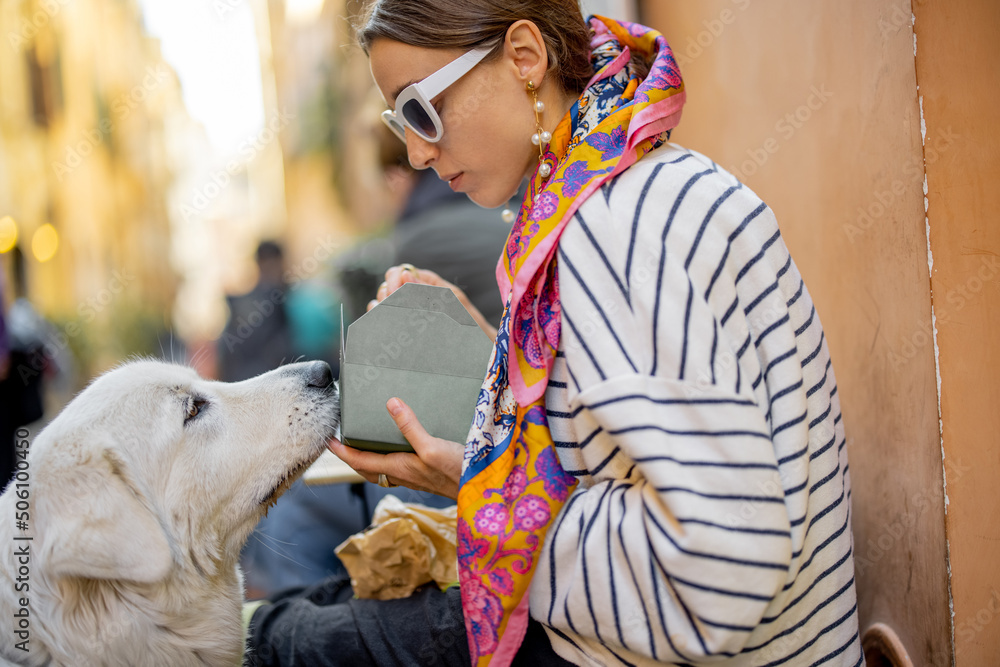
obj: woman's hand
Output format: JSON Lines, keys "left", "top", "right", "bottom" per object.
{"left": 328, "top": 397, "right": 464, "bottom": 499}
{"left": 370, "top": 264, "right": 497, "bottom": 341}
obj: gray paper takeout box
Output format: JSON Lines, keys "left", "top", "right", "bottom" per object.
{"left": 339, "top": 283, "right": 493, "bottom": 453}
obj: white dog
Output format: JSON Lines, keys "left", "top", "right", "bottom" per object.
{"left": 0, "top": 359, "right": 339, "bottom": 666}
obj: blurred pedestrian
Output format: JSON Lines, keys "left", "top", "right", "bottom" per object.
{"left": 217, "top": 241, "right": 295, "bottom": 383}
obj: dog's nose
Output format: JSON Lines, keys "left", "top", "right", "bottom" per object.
{"left": 303, "top": 360, "right": 333, "bottom": 388}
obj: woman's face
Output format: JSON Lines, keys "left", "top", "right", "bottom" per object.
{"left": 369, "top": 38, "right": 539, "bottom": 209}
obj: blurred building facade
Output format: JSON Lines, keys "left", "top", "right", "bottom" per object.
{"left": 0, "top": 0, "right": 181, "bottom": 377}
{"left": 261, "top": 0, "right": 638, "bottom": 265}
{"left": 253, "top": 0, "right": 642, "bottom": 326}
{"left": 173, "top": 0, "right": 292, "bottom": 351}
{"left": 264, "top": 0, "right": 394, "bottom": 263}
{"left": 0, "top": 0, "right": 645, "bottom": 383}
{"left": 0, "top": 0, "right": 296, "bottom": 379}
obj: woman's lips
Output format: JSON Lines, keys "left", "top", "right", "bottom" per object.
{"left": 445, "top": 172, "right": 463, "bottom": 191}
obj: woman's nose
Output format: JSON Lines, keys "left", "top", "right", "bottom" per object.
{"left": 405, "top": 131, "right": 438, "bottom": 170}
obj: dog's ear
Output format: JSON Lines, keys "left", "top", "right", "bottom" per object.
{"left": 41, "top": 449, "right": 173, "bottom": 584}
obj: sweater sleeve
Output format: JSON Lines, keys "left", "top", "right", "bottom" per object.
{"left": 528, "top": 147, "right": 826, "bottom": 664}
{"left": 531, "top": 376, "right": 793, "bottom": 662}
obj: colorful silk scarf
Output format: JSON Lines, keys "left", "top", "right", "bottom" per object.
{"left": 457, "top": 17, "right": 685, "bottom": 666}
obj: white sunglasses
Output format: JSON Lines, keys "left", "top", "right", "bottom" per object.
{"left": 381, "top": 46, "right": 493, "bottom": 144}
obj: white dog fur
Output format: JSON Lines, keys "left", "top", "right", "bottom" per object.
{"left": 0, "top": 359, "right": 339, "bottom": 666}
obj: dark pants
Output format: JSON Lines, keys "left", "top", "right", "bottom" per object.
{"left": 246, "top": 576, "right": 575, "bottom": 666}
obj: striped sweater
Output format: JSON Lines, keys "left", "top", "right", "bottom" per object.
{"left": 527, "top": 144, "right": 863, "bottom": 666}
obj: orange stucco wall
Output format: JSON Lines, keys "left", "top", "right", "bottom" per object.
{"left": 911, "top": 1, "right": 1000, "bottom": 664}
{"left": 638, "top": 1, "right": 997, "bottom": 663}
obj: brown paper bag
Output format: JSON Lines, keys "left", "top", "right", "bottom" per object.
{"left": 335, "top": 495, "right": 457, "bottom": 600}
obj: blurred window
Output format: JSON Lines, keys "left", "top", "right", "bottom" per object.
{"left": 25, "top": 43, "right": 63, "bottom": 128}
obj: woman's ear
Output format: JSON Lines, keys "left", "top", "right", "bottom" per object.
{"left": 503, "top": 20, "right": 550, "bottom": 86}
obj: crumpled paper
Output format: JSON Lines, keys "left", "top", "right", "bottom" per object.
{"left": 335, "top": 494, "right": 457, "bottom": 600}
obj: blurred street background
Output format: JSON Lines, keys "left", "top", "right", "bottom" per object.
{"left": 2, "top": 2, "right": 997, "bottom": 662}
{"left": 0, "top": 0, "right": 628, "bottom": 406}
{"left": 0, "top": 0, "right": 635, "bottom": 603}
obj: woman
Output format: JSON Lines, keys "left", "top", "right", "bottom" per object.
{"left": 248, "top": 1, "right": 863, "bottom": 665}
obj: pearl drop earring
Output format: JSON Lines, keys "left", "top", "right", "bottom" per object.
{"left": 527, "top": 81, "right": 552, "bottom": 179}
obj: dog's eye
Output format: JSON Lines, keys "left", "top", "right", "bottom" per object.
{"left": 185, "top": 398, "right": 208, "bottom": 424}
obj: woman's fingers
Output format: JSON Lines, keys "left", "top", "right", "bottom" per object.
{"left": 385, "top": 264, "right": 441, "bottom": 293}
{"left": 326, "top": 399, "right": 463, "bottom": 499}
{"left": 366, "top": 264, "right": 439, "bottom": 310}
{"left": 386, "top": 397, "right": 427, "bottom": 446}
{"left": 327, "top": 440, "right": 420, "bottom": 489}
{"left": 386, "top": 398, "right": 463, "bottom": 496}
{"left": 326, "top": 438, "right": 381, "bottom": 485}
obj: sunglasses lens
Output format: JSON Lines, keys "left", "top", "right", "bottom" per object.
{"left": 381, "top": 111, "right": 407, "bottom": 142}
{"left": 388, "top": 118, "right": 406, "bottom": 139}
{"left": 401, "top": 99, "right": 439, "bottom": 141}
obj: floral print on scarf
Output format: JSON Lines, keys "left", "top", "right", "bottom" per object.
{"left": 458, "top": 16, "right": 686, "bottom": 667}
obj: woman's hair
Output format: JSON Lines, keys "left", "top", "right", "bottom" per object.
{"left": 355, "top": 0, "right": 594, "bottom": 95}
